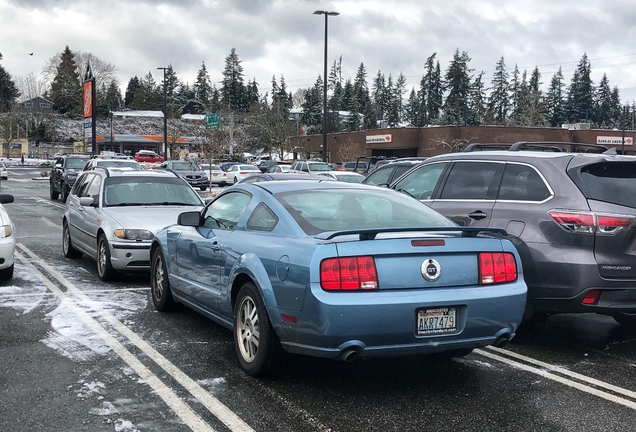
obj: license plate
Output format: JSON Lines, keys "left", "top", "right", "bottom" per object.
{"left": 213, "top": 173, "right": 219, "bottom": 177}
{"left": 416, "top": 307, "right": 457, "bottom": 335}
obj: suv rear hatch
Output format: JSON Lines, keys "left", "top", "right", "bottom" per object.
{"left": 568, "top": 157, "right": 636, "bottom": 278}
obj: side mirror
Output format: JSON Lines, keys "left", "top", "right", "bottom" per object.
{"left": 0, "top": 194, "right": 14, "bottom": 204}
{"left": 178, "top": 211, "right": 202, "bottom": 227}
{"left": 79, "top": 196, "right": 95, "bottom": 206}
{"left": 55, "top": 163, "right": 63, "bottom": 168}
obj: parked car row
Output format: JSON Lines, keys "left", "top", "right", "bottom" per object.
{"left": 52, "top": 141, "right": 636, "bottom": 378}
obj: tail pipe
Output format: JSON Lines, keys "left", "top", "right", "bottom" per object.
{"left": 492, "top": 333, "right": 511, "bottom": 348}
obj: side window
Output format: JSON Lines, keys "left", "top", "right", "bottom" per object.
{"left": 365, "top": 166, "right": 394, "bottom": 186}
{"left": 71, "top": 174, "right": 95, "bottom": 198}
{"left": 301, "top": 163, "right": 309, "bottom": 173}
{"left": 390, "top": 165, "right": 415, "bottom": 183}
{"left": 246, "top": 203, "right": 279, "bottom": 231}
{"left": 393, "top": 162, "right": 448, "bottom": 200}
{"left": 71, "top": 175, "right": 90, "bottom": 197}
{"left": 498, "top": 163, "right": 551, "bottom": 201}
{"left": 85, "top": 175, "right": 102, "bottom": 203}
{"left": 440, "top": 162, "right": 502, "bottom": 200}
{"left": 202, "top": 192, "right": 251, "bottom": 230}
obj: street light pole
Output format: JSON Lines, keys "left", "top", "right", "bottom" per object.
{"left": 314, "top": 10, "right": 339, "bottom": 163}
{"left": 157, "top": 67, "right": 168, "bottom": 158}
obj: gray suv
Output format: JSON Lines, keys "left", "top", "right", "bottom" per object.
{"left": 389, "top": 142, "right": 636, "bottom": 328}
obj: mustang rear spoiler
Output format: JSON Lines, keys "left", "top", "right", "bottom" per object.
{"left": 315, "top": 226, "right": 508, "bottom": 241}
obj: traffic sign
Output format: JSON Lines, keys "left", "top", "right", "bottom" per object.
{"left": 205, "top": 113, "right": 220, "bottom": 130}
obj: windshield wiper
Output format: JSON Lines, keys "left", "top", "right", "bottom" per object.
{"left": 107, "top": 203, "right": 143, "bottom": 207}
{"left": 397, "top": 188, "right": 416, "bottom": 199}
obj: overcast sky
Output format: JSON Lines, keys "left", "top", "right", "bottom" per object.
{"left": 2, "top": 0, "right": 636, "bottom": 103}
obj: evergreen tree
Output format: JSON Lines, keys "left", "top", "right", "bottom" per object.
{"left": 372, "top": 70, "right": 388, "bottom": 125}
{"left": 164, "top": 64, "right": 181, "bottom": 117}
{"left": 511, "top": 69, "right": 529, "bottom": 123}
{"left": 468, "top": 71, "right": 487, "bottom": 125}
{"left": 132, "top": 71, "right": 162, "bottom": 110}
{"left": 567, "top": 53, "right": 594, "bottom": 122}
{"left": 594, "top": 73, "right": 613, "bottom": 128}
{"left": 488, "top": 56, "right": 509, "bottom": 124}
{"left": 0, "top": 63, "right": 20, "bottom": 112}
{"left": 609, "top": 86, "right": 622, "bottom": 128}
{"left": 220, "top": 48, "right": 247, "bottom": 112}
{"left": 50, "top": 45, "right": 82, "bottom": 115}
{"left": 194, "top": 62, "right": 213, "bottom": 113}
{"left": 441, "top": 49, "right": 473, "bottom": 125}
{"left": 301, "top": 76, "right": 323, "bottom": 133}
{"left": 341, "top": 79, "right": 360, "bottom": 131}
{"left": 245, "top": 79, "right": 260, "bottom": 109}
{"left": 405, "top": 88, "right": 421, "bottom": 126}
{"left": 124, "top": 76, "right": 140, "bottom": 108}
{"left": 352, "top": 62, "right": 374, "bottom": 129}
{"left": 522, "top": 66, "right": 546, "bottom": 126}
{"left": 545, "top": 67, "right": 566, "bottom": 127}
{"left": 176, "top": 83, "right": 198, "bottom": 114}
{"left": 419, "top": 54, "right": 443, "bottom": 124}
{"left": 508, "top": 65, "right": 520, "bottom": 122}
{"left": 385, "top": 75, "right": 400, "bottom": 127}
{"left": 210, "top": 86, "right": 222, "bottom": 113}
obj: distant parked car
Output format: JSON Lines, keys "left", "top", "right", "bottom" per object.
{"left": 289, "top": 160, "right": 331, "bottom": 175}
{"left": 317, "top": 171, "right": 365, "bottom": 183}
{"left": 62, "top": 168, "right": 204, "bottom": 281}
{"left": 83, "top": 158, "right": 141, "bottom": 171}
{"left": 149, "top": 181, "right": 526, "bottom": 376}
{"left": 225, "top": 164, "right": 261, "bottom": 184}
{"left": 159, "top": 160, "right": 209, "bottom": 191}
{"left": 267, "top": 164, "right": 291, "bottom": 173}
{"left": 0, "top": 194, "right": 16, "bottom": 280}
{"left": 218, "top": 161, "right": 241, "bottom": 172}
{"left": 0, "top": 162, "right": 8, "bottom": 180}
{"left": 134, "top": 150, "right": 164, "bottom": 163}
{"left": 50, "top": 154, "right": 93, "bottom": 202}
{"left": 238, "top": 173, "right": 326, "bottom": 184}
{"left": 362, "top": 159, "right": 428, "bottom": 187}
{"left": 200, "top": 164, "right": 228, "bottom": 186}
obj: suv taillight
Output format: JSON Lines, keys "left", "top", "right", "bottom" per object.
{"left": 479, "top": 252, "right": 517, "bottom": 285}
{"left": 548, "top": 210, "right": 633, "bottom": 235}
{"left": 320, "top": 256, "right": 378, "bottom": 291}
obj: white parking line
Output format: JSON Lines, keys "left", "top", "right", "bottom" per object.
{"left": 17, "top": 244, "right": 255, "bottom": 432}
{"left": 476, "top": 347, "right": 636, "bottom": 410}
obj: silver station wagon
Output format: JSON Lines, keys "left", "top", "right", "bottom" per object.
{"left": 62, "top": 168, "right": 205, "bottom": 281}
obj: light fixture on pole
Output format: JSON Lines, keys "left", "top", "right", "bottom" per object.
{"left": 157, "top": 67, "right": 168, "bottom": 158}
{"left": 313, "top": 10, "right": 339, "bottom": 163}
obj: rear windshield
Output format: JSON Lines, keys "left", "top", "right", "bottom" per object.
{"left": 276, "top": 189, "right": 454, "bottom": 235}
{"left": 67, "top": 158, "right": 89, "bottom": 169}
{"left": 578, "top": 162, "right": 636, "bottom": 208}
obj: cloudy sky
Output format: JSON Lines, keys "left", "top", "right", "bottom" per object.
{"left": 2, "top": 0, "right": 636, "bottom": 103}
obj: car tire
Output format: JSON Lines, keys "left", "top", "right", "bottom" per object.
{"left": 97, "top": 234, "right": 116, "bottom": 281}
{"left": 613, "top": 313, "right": 636, "bottom": 328}
{"left": 150, "top": 247, "right": 176, "bottom": 311}
{"left": 50, "top": 181, "right": 59, "bottom": 200}
{"left": 234, "top": 281, "right": 283, "bottom": 376}
{"left": 200, "top": 186, "right": 207, "bottom": 191}
{"left": 60, "top": 183, "right": 70, "bottom": 203}
{"left": 233, "top": 176, "right": 238, "bottom": 184}
{"left": 62, "top": 220, "right": 83, "bottom": 258}
{"left": 0, "top": 263, "right": 13, "bottom": 281}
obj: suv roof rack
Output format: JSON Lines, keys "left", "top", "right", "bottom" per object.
{"left": 463, "top": 141, "right": 610, "bottom": 153}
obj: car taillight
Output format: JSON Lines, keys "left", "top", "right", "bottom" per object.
{"left": 479, "top": 252, "right": 517, "bottom": 285}
{"left": 239, "top": 171, "right": 248, "bottom": 174}
{"left": 320, "top": 256, "right": 378, "bottom": 291}
{"left": 582, "top": 290, "right": 601, "bottom": 305}
{"left": 548, "top": 210, "right": 633, "bottom": 235}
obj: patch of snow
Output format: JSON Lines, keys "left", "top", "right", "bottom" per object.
{"left": 89, "top": 401, "right": 119, "bottom": 416}
{"left": 197, "top": 377, "right": 226, "bottom": 388}
{"left": 115, "top": 419, "right": 139, "bottom": 432}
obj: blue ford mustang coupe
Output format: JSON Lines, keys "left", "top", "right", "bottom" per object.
{"left": 150, "top": 181, "right": 527, "bottom": 376}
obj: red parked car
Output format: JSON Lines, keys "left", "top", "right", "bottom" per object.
{"left": 134, "top": 150, "right": 164, "bottom": 163}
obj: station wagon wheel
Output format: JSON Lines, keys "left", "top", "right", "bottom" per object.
{"left": 233, "top": 176, "right": 238, "bottom": 184}
{"left": 96, "top": 234, "right": 116, "bottom": 281}
{"left": 62, "top": 220, "right": 82, "bottom": 258}
{"left": 0, "top": 264, "right": 13, "bottom": 281}
{"left": 233, "top": 282, "right": 283, "bottom": 376}
{"left": 150, "top": 247, "right": 176, "bottom": 311}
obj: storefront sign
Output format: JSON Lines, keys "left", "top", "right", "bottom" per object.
{"left": 597, "top": 136, "right": 633, "bottom": 145}
{"left": 366, "top": 134, "right": 392, "bottom": 144}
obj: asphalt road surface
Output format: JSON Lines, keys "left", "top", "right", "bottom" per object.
{"left": 1, "top": 166, "right": 635, "bottom": 432}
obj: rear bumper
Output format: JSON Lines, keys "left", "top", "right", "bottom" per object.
{"left": 273, "top": 281, "right": 527, "bottom": 359}
{"left": 522, "top": 242, "right": 636, "bottom": 315}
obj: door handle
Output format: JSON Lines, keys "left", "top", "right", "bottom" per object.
{"left": 210, "top": 242, "right": 221, "bottom": 251}
{"left": 468, "top": 211, "right": 488, "bottom": 220}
